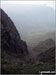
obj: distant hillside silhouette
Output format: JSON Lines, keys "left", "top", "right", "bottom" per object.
{"left": 32, "top": 38, "right": 55, "bottom": 56}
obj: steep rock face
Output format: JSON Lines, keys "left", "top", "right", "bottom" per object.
{"left": 0, "top": 8, "right": 28, "bottom": 58}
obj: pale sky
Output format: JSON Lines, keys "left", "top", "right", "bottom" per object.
{"left": 1, "top": 1, "right": 55, "bottom": 9}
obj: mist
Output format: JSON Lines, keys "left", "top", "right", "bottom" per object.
{"left": 1, "top": 2, "right": 55, "bottom": 49}
{"left": 1, "top": 1, "right": 55, "bottom": 73}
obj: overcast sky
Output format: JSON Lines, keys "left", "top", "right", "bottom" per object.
{"left": 1, "top": 1, "right": 55, "bottom": 9}
{"left": 1, "top": 0, "right": 55, "bottom": 39}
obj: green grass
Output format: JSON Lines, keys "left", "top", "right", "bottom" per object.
{"left": 1, "top": 57, "right": 55, "bottom": 74}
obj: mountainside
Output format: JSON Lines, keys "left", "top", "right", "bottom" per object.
{"left": 37, "top": 47, "right": 55, "bottom": 63}
{"left": 2, "top": 4, "right": 55, "bottom": 52}
{"left": 0, "top": 8, "right": 55, "bottom": 74}
{"left": 25, "top": 32, "right": 55, "bottom": 50}
{"left": 1, "top": 8, "right": 29, "bottom": 58}
{"left": 32, "top": 38, "right": 55, "bottom": 57}
{"left": 2, "top": 5, "right": 55, "bottom": 44}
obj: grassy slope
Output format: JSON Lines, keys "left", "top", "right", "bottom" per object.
{"left": 1, "top": 47, "right": 55, "bottom": 74}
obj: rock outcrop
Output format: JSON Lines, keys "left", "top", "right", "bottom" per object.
{"left": 0, "top": 8, "right": 28, "bottom": 58}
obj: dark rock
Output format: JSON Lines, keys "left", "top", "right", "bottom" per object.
{"left": 0, "top": 8, "right": 28, "bottom": 58}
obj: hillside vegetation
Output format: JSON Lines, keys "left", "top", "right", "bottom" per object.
{"left": 1, "top": 8, "right": 55, "bottom": 74}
